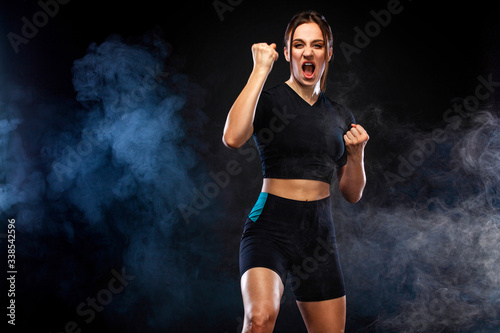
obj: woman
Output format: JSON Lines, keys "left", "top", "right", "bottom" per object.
{"left": 223, "top": 10, "right": 369, "bottom": 333}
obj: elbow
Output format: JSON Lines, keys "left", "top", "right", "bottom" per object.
{"left": 223, "top": 126, "right": 252, "bottom": 149}
{"left": 222, "top": 122, "right": 252, "bottom": 149}
{"left": 339, "top": 184, "right": 365, "bottom": 204}
{"left": 344, "top": 193, "right": 362, "bottom": 204}
{"left": 222, "top": 133, "right": 243, "bottom": 149}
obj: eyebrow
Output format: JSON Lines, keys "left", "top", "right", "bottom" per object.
{"left": 292, "top": 38, "right": 325, "bottom": 44}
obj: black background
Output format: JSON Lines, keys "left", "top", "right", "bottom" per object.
{"left": 1, "top": 0, "right": 499, "bottom": 332}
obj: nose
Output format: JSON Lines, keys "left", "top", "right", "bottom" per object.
{"left": 303, "top": 46, "right": 313, "bottom": 58}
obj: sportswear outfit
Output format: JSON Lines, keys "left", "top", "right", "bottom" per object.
{"left": 239, "top": 82, "right": 355, "bottom": 301}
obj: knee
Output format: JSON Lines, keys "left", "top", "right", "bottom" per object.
{"left": 245, "top": 306, "right": 278, "bottom": 332}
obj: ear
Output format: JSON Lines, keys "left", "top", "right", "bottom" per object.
{"left": 328, "top": 47, "right": 334, "bottom": 62}
{"left": 284, "top": 46, "right": 290, "bottom": 62}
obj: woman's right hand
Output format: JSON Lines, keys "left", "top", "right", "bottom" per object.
{"left": 222, "top": 43, "right": 278, "bottom": 149}
{"left": 252, "top": 43, "right": 279, "bottom": 74}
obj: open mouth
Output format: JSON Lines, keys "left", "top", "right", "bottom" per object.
{"left": 302, "top": 62, "right": 316, "bottom": 79}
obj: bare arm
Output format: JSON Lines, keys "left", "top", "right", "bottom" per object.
{"left": 337, "top": 124, "right": 369, "bottom": 203}
{"left": 222, "top": 43, "right": 279, "bottom": 149}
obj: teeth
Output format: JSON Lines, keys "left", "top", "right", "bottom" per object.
{"left": 305, "top": 62, "right": 313, "bottom": 65}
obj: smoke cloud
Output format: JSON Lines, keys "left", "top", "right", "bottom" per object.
{"left": 334, "top": 102, "right": 500, "bottom": 332}
{"left": 1, "top": 32, "right": 239, "bottom": 332}
{"left": 1, "top": 25, "right": 498, "bottom": 333}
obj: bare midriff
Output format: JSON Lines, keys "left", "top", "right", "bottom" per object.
{"left": 262, "top": 178, "right": 330, "bottom": 201}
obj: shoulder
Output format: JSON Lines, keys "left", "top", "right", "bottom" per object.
{"left": 264, "top": 82, "right": 288, "bottom": 97}
{"left": 323, "top": 95, "right": 355, "bottom": 121}
{"left": 258, "top": 83, "right": 291, "bottom": 109}
{"left": 322, "top": 94, "right": 346, "bottom": 110}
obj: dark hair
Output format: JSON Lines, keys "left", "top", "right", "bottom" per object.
{"left": 283, "top": 10, "right": 334, "bottom": 92}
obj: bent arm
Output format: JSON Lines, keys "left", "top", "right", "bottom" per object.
{"left": 337, "top": 153, "right": 366, "bottom": 203}
{"left": 337, "top": 124, "right": 369, "bottom": 203}
{"left": 222, "top": 43, "right": 278, "bottom": 149}
{"left": 222, "top": 68, "right": 269, "bottom": 148}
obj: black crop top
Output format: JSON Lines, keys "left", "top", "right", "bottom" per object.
{"left": 252, "top": 83, "right": 355, "bottom": 184}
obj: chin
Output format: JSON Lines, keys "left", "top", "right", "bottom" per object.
{"left": 299, "top": 77, "right": 320, "bottom": 88}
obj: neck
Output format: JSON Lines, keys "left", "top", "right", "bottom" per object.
{"left": 286, "top": 77, "right": 322, "bottom": 105}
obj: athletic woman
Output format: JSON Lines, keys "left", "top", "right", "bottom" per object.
{"left": 222, "top": 11, "right": 369, "bottom": 333}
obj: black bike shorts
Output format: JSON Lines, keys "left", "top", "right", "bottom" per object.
{"left": 239, "top": 192, "right": 345, "bottom": 302}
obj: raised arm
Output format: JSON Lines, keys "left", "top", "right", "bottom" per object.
{"left": 222, "top": 43, "right": 279, "bottom": 149}
{"left": 337, "top": 124, "right": 369, "bottom": 203}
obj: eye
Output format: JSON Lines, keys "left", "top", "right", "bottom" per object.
{"left": 293, "top": 43, "right": 303, "bottom": 48}
{"left": 314, "top": 44, "right": 324, "bottom": 48}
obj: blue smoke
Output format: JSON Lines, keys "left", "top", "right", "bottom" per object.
{"left": 333, "top": 103, "right": 500, "bottom": 332}
{"left": 1, "top": 33, "right": 239, "bottom": 332}
{"left": 2, "top": 27, "right": 499, "bottom": 333}
{"left": 0, "top": 85, "right": 46, "bottom": 230}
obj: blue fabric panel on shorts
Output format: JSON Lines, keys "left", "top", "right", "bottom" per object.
{"left": 248, "top": 192, "right": 268, "bottom": 222}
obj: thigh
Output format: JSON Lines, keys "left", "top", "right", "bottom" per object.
{"left": 296, "top": 296, "right": 346, "bottom": 333}
{"left": 241, "top": 267, "right": 285, "bottom": 313}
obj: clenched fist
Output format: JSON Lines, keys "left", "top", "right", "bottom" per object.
{"left": 344, "top": 124, "right": 369, "bottom": 157}
{"left": 251, "top": 43, "right": 279, "bottom": 74}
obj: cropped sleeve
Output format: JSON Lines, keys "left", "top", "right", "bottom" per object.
{"left": 253, "top": 90, "right": 272, "bottom": 134}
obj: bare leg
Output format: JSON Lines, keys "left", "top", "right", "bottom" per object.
{"left": 241, "top": 267, "right": 285, "bottom": 333}
{"left": 296, "top": 296, "right": 346, "bottom": 333}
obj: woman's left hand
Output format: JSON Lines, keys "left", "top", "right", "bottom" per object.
{"left": 344, "top": 124, "right": 369, "bottom": 158}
